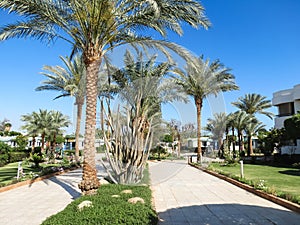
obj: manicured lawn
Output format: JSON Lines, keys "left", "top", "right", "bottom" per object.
{"left": 208, "top": 162, "right": 300, "bottom": 204}
{"left": 0, "top": 161, "right": 69, "bottom": 187}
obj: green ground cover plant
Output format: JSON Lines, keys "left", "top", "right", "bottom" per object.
{"left": 207, "top": 162, "right": 300, "bottom": 204}
{"left": 42, "top": 184, "right": 157, "bottom": 225}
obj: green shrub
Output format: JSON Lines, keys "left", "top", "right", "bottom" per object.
{"left": 9, "top": 151, "right": 28, "bottom": 163}
{"left": 63, "top": 150, "right": 82, "bottom": 156}
{"left": 42, "top": 185, "right": 157, "bottom": 225}
{"left": 0, "top": 142, "right": 12, "bottom": 166}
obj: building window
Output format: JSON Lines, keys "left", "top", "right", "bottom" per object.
{"left": 278, "top": 102, "right": 295, "bottom": 117}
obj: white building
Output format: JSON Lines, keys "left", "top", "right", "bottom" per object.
{"left": 272, "top": 84, "right": 300, "bottom": 154}
{"left": 272, "top": 84, "right": 300, "bottom": 129}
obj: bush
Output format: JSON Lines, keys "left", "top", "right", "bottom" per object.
{"left": 9, "top": 151, "right": 28, "bottom": 163}
{"left": 63, "top": 150, "right": 82, "bottom": 156}
{"left": 0, "top": 142, "right": 12, "bottom": 166}
{"left": 42, "top": 185, "right": 157, "bottom": 225}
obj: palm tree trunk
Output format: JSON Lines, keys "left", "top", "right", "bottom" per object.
{"left": 41, "top": 133, "right": 45, "bottom": 153}
{"left": 195, "top": 98, "right": 202, "bottom": 162}
{"left": 232, "top": 127, "right": 236, "bottom": 158}
{"left": 248, "top": 135, "right": 253, "bottom": 156}
{"left": 78, "top": 59, "right": 101, "bottom": 195}
{"left": 75, "top": 97, "right": 84, "bottom": 162}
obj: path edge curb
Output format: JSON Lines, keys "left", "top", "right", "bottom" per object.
{"left": 188, "top": 162, "right": 300, "bottom": 214}
{"left": 0, "top": 166, "right": 81, "bottom": 193}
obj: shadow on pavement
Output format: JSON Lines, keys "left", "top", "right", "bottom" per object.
{"left": 49, "top": 176, "right": 81, "bottom": 199}
{"left": 158, "top": 204, "right": 300, "bottom": 225}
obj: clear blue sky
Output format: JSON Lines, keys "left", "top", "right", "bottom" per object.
{"left": 1, "top": 0, "right": 300, "bottom": 134}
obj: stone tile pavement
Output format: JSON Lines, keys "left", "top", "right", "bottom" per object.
{"left": 149, "top": 160, "right": 300, "bottom": 225}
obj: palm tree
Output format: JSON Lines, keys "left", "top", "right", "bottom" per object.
{"left": 20, "top": 115, "right": 39, "bottom": 152}
{"left": 175, "top": 56, "right": 239, "bottom": 162}
{"left": 231, "top": 111, "right": 255, "bottom": 154}
{"left": 204, "top": 112, "right": 227, "bottom": 157}
{"left": 232, "top": 93, "right": 274, "bottom": 119}
{"left": 0, "top": 0, "right": 210, "bottom": 195}
{"left": 48, "top": 110, "right": 71, "bottom": 155}
{"left": 36, "top": 55, "right": 85, "bottom": 162}
{"left": 21, "top": 109, "right": 53, "bottom": 152}
{"left": 244, "top": 120, "right": 265, "bottom": 156}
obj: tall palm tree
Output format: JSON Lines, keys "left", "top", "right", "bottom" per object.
{"left": 175, "top": 56, "right": 239, "bottom": 162}
{"left": 231, "top": 111, "right": 255, "bottom": 153}
{"left": 21, "top": 109, "right": 53, "bottom": 152}
{"left": 232, "top": 93, "right": 274, "bottom": 119}
{"left": 49, "top": 110, "right": 71, "bottom": 154}
{"left": 20, "top": 115, "right": 39, "bottom": 152}
{"left": 36, "top": 55, "right": 85, "bottom": 162}
{"left": 0, "top": 0, "right": 210, "bottom": 194}
{"left": 244, "top": 120, "right": 265, "bottom": 156}
{"left": 204, "top": 112, "right": 227, "bottom": 156}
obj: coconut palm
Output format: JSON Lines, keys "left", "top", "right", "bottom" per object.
{"left": 21, "top": 115, "right": 39, "bottom": 151}
{"left": 244, "top": 120, "right": 265, "bottom": 156}
{"left": 36, "top": 55, "right": 85, "bottom": 162}
{"left": 175, "top": 56, "right": 239, "bottom": 162}
{"left": 0, "top": 0, "right": 210, "bottom": 194}
{"left": 232, "top": 93, "right": 274, "bottom": 119}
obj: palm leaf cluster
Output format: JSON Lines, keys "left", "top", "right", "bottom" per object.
{"left": 174, "top": 55, "right": 239, "bottom": 162}
{"left": 205, "top": 93, "right": 273, "bottom": 157}
{"left": 21, "top": 109, "right": 70, "bottom": 154}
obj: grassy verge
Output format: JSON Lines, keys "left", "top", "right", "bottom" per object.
{"left": 207, "top": 162, "right": 300, "bottom": 205}
{"left": 42, "top": 184, "right": 157, "bottom": 225}
{"left": 0, "top": 161, "right": 76, "bottom": 187}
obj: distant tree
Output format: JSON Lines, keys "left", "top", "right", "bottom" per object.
{"left": 174, "top": 55, "right": 239, "bottom": 162}
{"left": 284, "top": 113, "right": 300, "bottom": 142}
{"left": 232, "top": 93, "right": 274, "bottom": 119}
{"left": 258, "top": 128, "right": 286, "bottom": 155}
{"left": 0, "top": 118, "right": 9, "bottom": 132}
{"left": 244, "top": 120, "right": 265, "bottom": 155}
{"left": 204, "top": 112, "right": 227, "bottom": 156}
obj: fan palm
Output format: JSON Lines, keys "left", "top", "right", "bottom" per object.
{"left": 36, "top": 55, "right": 85, "bottom": 162}
{"left": 175, "top": 56, "right": 239, "bottom": 162}
{"left": 0, "top": 0, "right": 210, "bottom": 194}
{"left": 232, "top": 93, "right": 274, "bottom": 119}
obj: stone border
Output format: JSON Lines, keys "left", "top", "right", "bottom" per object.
{"left": 0, "top": 166, "right": 81, "bottom": 193}
{"left": 188, "top": 162, "right": 300, "bottom": 214}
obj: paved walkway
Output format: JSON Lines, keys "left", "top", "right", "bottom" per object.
{"left": 0, "top": 159, "right": 300, "bottom": 225}
{"left": 149, "top": 160, "right": 300, "bottom": 225}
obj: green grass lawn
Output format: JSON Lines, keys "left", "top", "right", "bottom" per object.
{"left": 208, "top": 162, "right": 300, "bottom": 204}
{"left": 0, "top": 161, "right": 68, "bottom": 187}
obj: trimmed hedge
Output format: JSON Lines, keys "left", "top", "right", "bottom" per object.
{"left": 9, "top": 151, "right": 29, "bottom": 163}
{"left": 42, "top": 185, "right": 157, "bottom": 225}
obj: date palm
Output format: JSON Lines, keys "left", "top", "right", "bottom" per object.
{"left": 204, "top": 112, "right": 227, "bottom": 156}
{"left": 232, "top": 93, "right": 274, "bottom": 119}
{"left": 0, "top": 0, "right": 210, "bottom": 194}
{"left": 231, "top": 111, "right": 255, "bottom": 153}
{"left": 36, "top": 55, "right": 85, "bottom": 162}
{"left": 175, "top": 56, "right": 239, "bottom": 162}
{"left": 244, "top": 120, "right": 265, "bottom": 156}
{"left": 21, "top": 109, "right": 53, "bottom": 152}
{"left": 48, "top": 110, "right": 70, "bottom": 155}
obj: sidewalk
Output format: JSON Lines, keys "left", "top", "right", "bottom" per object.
{"left": 149, "top": 160, "right": 300, "bottom": 225}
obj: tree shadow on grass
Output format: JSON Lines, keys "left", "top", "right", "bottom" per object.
{"left": 278, "top": 170, "right": 300, "bottom": 176}
{"left": 157, "top": 204, "right": 300, "bottom": 225}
